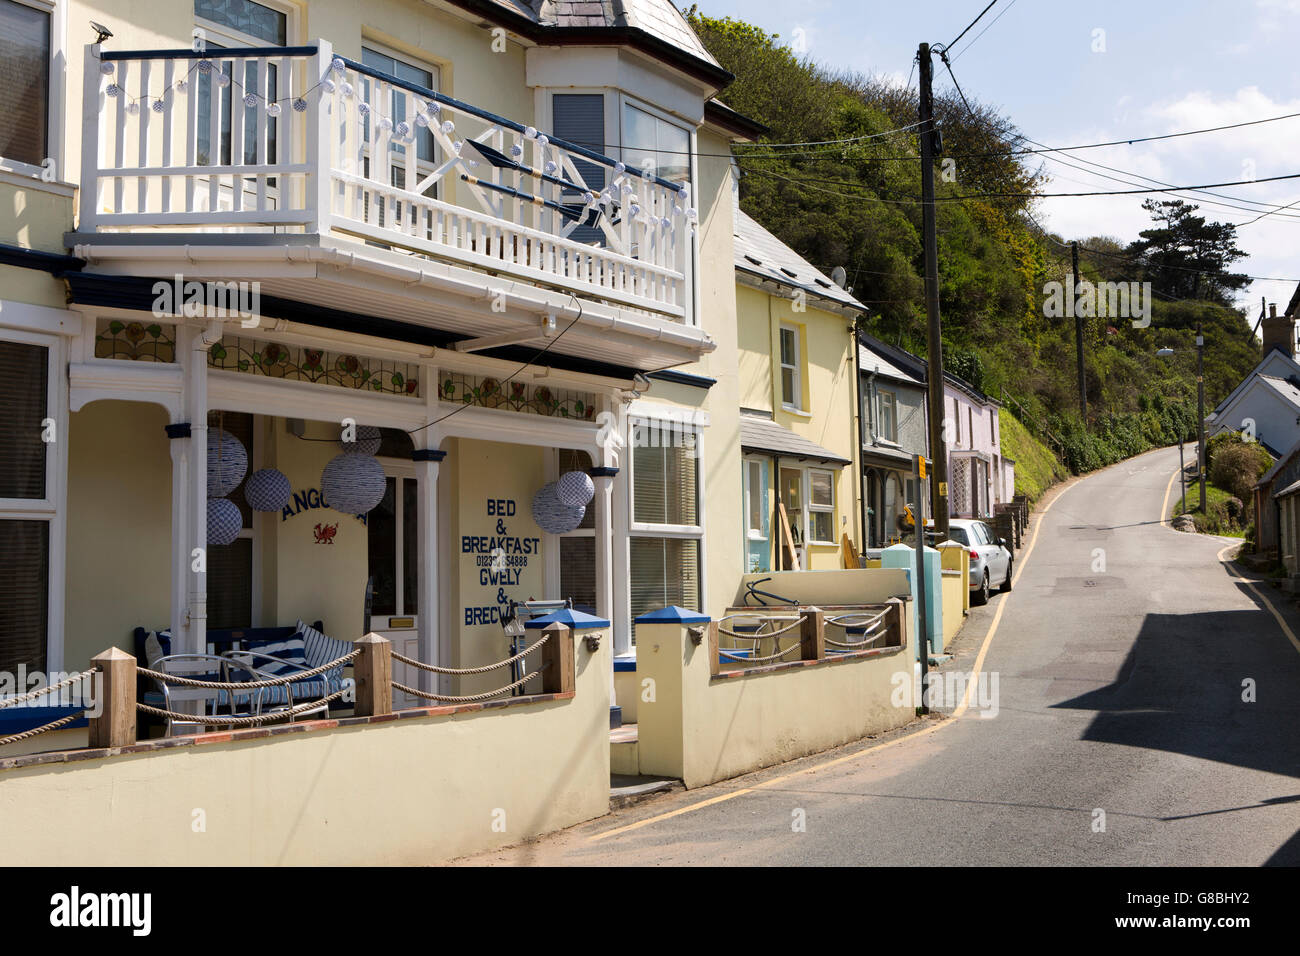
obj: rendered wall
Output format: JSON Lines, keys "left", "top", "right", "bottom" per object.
{"left": 0, "top": 176, "right": 75, "bottom": 308}
{"left": 734, "top": 568, "right": 911, "bottom": 607}
{"left": 0, "top": 631, "right": 611, "bottom": 865}
{"left": 635, "top": 608, "right": 913, "bottom": 789}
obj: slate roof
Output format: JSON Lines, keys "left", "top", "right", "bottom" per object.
{"left": 733, "top": 207, "right": 865, "bottom": 313}
{"left": 739, "top": 411, "right": 852, "bottom": 465}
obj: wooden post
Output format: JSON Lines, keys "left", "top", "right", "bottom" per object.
{"left": 707, "top": 621, "right": 720, "bottom": 677}
{"left": 354, "top": 633, "right": 392, "bottom": 717}
{"left": 799, "top": 606, "right": 825, "bottom": 661}
{"left": 89, "top": 647, "right": 136, "bottom": 748}
{"left": 540, "top": 622, "right": 574, "bottom": 695}
{"left": 883, "top": 597, "right": 906, "bottom": 649}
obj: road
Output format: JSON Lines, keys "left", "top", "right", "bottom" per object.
{"left": 458, "top": 446, "right": 1300, "bottom": 866}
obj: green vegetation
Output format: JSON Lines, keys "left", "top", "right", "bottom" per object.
{"left": 1169, "top": 482, "right": 1250, "bottom": 538}
{"left": 1208, "top": 434, "right": 1273, "bottom": 502}
{"left": 686, "top": 9, "right": 1263, "bottom": 490}
{"left": 999, "top": 409, "right": 1066, "bottom": 500}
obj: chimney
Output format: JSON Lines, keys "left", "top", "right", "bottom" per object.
{"left": 1262, "top": 302, "right": 1295, "bottom": 360}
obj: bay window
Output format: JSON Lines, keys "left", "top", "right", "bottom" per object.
{"left": 0, "top": 0, "right": 52, "bottom": 170}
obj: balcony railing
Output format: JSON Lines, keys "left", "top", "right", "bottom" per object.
{"left": 80, "top": 41, "right": 694, "bottom": 319}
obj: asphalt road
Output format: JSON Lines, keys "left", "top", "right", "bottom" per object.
{"left": 459, "top": 446, "right": 1300, "bottom": 866}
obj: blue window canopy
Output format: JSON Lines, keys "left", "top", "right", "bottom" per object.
{"left": 634, "top": 605, "right": 711, "bottom": 625}
{"left": 524, "top": 608, "right": 611, "bottom": 630}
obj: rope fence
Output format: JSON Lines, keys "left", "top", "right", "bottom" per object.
{"left": 0, "top": 669, "right": 97, "bottom": 710}
{"left": 393, "top": 663, "right": 550, "bottom": 704}
{"left": 392, "top": 634, "right": 548, "bottom": 676}
{"left": 138, "top": 651, "right": 359, "bottom": 690}
{"left": 716, "top": 615, "right": 804, "bottom": 641}
{"left": 0, "top": 711, "right": 87, "bottom": 748}
{"left": 824, "top": 610, "right": 889, "bottom": 649}
{"left": 136, "top": 688, "right": 350, "bottom": 727}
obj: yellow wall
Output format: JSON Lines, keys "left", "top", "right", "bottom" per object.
{"left": 65, "top": 401, "right": 174, "bottom": 667}
{"left": 0, "top": 630, "right": 611, "bottom": 865}
{"left": 734, "top": 281, "right": 860, "bottom": 572}
{"left": 0, "top": 176, "right": 75, "bottom": 308}
{"left": 634, "top": 605, "right": 913, "bottom": 788}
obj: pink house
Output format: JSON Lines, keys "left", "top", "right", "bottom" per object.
{"left": 943, "top": 379, "right": 1013, "bottom": 518}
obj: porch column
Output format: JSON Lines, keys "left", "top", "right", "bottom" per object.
{"left": 413, "top": 442, "right": 444, "bottom": 697}
{"left": 591, "top": 462, "right": 619, "bottom": 725}
{"left": 184, "top": 322, "right": 220, "bottom": 656}
{"left": 166, "top": 421, "right": 192, "bottom": 656}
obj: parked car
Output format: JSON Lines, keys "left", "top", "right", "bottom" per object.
{"left": 945, "top": 519, "right": 1013, "bottom": 606}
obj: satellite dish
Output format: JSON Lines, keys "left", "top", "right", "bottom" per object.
{"left": 831, "top": 266, "right": 847, "bottom": 288}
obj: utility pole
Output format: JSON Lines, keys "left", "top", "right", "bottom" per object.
{"left": 1196, "top": 322, "right": 1207, "bottom": 513}
{"left": 1071, "top": 241, "right": 1087, "bottom": 421}
{"left": 914, "top": 453, "right": 930, "bottom": 714}
{"left": 918, "top": 42, "right": 950, "bottom": 538}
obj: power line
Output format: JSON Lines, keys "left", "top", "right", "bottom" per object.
{"left": 950, "top": 0, "right": 1018, "bottom": 62}
{"left": 946, "top": 0, "right": 1000, "bottom": 52}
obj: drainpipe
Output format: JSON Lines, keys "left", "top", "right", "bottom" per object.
{"left": 772, "top": 452, "right": 783, "bottom": 571}
{"left": 852, "top": 333, "right": 867, "bottom": 564}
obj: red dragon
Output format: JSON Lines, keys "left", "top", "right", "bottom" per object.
{"left": 313, "top": 522, "right": 338, "bottom": 545}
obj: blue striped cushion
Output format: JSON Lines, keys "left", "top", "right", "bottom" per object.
{"left": 296, "top": 620, "right": 351, "bottom": 682}
{"left": 247, "top": 636, "right": 307, "bottom": 677}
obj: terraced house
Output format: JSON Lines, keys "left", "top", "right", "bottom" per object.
{"left": 0, "top": 0, "right": 922, "bottom": 864}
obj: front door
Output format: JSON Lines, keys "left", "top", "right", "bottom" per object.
{"left": 367, "top": 465, "right": 420, "bottom": 708}
{"left": 779, "top": 467, "right": 804, "bottom": 569}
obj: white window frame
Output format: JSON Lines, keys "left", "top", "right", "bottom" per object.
{"left": 878, "top": 388, "right": 898, "bottom": 442}
{"left": 0, "top": 0, "right": 64, "bottom": 180}
{"left": 619, "top": 95, "right": 691, "bottom": 186}
{"left": 194, "top": 0, "right": 298, "bottom": 49}
{"left": 359, "top": 41, "right": 442, "bottom": 202}
{"left": 0, "top": 322, "right": 67, "bottom": 672}
{"left": 370, "top": 458, "right": 418, "bottom": 626}
{"left": 626, "top": 413, "right": 705, "bottom": 620}
{"left": 742, "top": 455, "right": 769, "bottom": 571}
{"left": 807, "top": 467, "right": 836, "bottom": 546}
{"left": 779, "top": 324, "right": 802, "bottom": 412}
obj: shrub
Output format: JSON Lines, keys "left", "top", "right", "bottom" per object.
{"left": 1209, "top": 440, "right": 1273, "bottom": 502}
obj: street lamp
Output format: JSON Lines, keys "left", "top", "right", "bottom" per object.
{"left": 1155, "top": 325, "right": 1207, "bottom": 514}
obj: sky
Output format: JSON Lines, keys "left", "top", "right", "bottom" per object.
{"left": 690, "top": 0, "right": 1300, "bottom": 319}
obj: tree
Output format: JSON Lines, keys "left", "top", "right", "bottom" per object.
{"left": 1125, "top": 200, "right": 1249, "bottom": 304}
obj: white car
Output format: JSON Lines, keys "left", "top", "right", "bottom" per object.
{"left": 944, "top": 519, "right": 1013, "bottom": 606}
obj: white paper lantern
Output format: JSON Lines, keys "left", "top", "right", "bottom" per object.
{"left": 207, "top": 498, "right": 242, "bottom": 547}
{"left": 531, "top": 482, "right": 585, "bottom": 534}
{"left": 556, "top": 470, "right": 594, "bottom": 508}
{"left": 339, "top": 424, "right": 382, "bottom": 455}
{"left": 244, "top": 468, "right": 292, "bottom": 512}
{"left": 321, "top": 453, "right": 386, "bottom": 515}
{"left": 207, "top": 428, "right": 248, "bottom": 497}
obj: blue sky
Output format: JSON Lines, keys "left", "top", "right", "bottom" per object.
{"left": 691, "top": 0, "right": 1300, "bottom": 315}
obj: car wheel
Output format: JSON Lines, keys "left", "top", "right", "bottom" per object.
{"left": 1000, "top": 559, "right": 1013, "bottom": 593}
{"left": 972, "top": 570, "right": 990, "bottom": 606}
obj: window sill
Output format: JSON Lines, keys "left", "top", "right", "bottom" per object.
{"left": 781, "top": 405, "right": 812, "bottom": 419}
{"left": 0, "top": 164, "right": 75, "bottom": 198}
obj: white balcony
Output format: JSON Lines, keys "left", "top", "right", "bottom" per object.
{"left": 77, "top": 41, "right": 696, "bottom": 327}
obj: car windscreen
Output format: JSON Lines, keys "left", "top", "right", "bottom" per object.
{"left": 947, "top": 527, "right": 969, "bottom": 546}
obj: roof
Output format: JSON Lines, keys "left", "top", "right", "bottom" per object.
{"left": 858, "top": 341, "right": 924, "bottom": 387}
{"left": 733, "top": 207, "right": 866, "bottom": 313}
{"left": 1258, "top": 373, "right": 1300, "bottom": 407}
{"left": 856, "top": 333, "right": 995, "bottom": 406}
{"left": 1257, "top": 436, "right": 1300, "bottom": 490}
{"left": 1211, "top": 349, "right": 1300, "bottom": 417}
{"left": 448, "top": 0, "right": 729, "bottom": 86}
{"left": 739, "top": 412, "right": 852, "bottom": 465}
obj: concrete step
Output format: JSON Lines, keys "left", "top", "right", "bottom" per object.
{"left": 610, "top": 774, "right": 681, "bottom": 810}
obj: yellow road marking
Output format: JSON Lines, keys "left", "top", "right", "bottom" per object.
{"left": 1219, "top": 543, "right": 1300, "bottom": 656}
{"left": 1159, "top": 463, "right": 1180, "bottom": 529}
{"left": 591, "top": 478, "right": 1080, "bottom": 843}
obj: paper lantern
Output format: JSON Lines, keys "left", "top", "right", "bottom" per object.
{"left": 531, "top": 482, "right": 585, "bottom": 534}
{"left": 207, "top": 498, "right": 242, "bottom": 546}
{"left": 244, "top": 468, "right": 291, "bottom": 512}
{"left": 556, "top": 470, "right": 594, "bottom": 508}
{"left": 339, "top": 424, "right": 382, "bottom": 456}
{"left": 207, "top": 428, "right": 248, "bottom": 497}
{"left": 321, "top": 454, "right": 386, "bottom": 515}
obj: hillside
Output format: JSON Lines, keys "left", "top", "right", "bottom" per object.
{"left": 686, "top": 8, "right": 1262, "bottom": 480}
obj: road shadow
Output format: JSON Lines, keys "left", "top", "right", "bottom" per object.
{"left": 1051, "top": 609, "right": 1300, "bottom": 781}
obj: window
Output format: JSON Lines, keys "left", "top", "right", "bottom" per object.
{"left": 622, "top": 101, "right": 690, "bottom": 184}
{"left": 552, "top": 93, "right": 606, "bottom": 245}
{"left": 630, "top": 419, "right": 702, "bottom": 636}
{"left": 0, "top": 0, "right": 51, "bottom": 168}
{"left": 195, "top": 0, "right": 286, "bottom": 43}
{"left": 0, "top": 338, "right": 53, "bottom": 674}
{"left": 878, "top": 389, "right": 897, "bottom": 442}
{"left": 808, "top": 469, "right": 835, "bottom": 543}
{"left": 780, "top": 325, "right": 801, "bottom": 409}
{"left": 743, "top": 458, "right": 769, "bottom": 573}
{"left": 368, "top": 428, "right": 419, "bottom": 621}
{"left": 361, "top": 46, "right": 439, "bottom": 188}
{"left": 558, "top": 449, "right": 597, "bottom": 614}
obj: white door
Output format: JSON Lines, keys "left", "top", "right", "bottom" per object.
{"left": 367, "top": 464, "right": 421, "bottom": 709}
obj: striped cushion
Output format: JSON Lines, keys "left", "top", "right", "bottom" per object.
{"left": 145, "top": 629, "right": 172, "bottom": 667}
{"left": 247, "top": 636, "right": 307, "bottom": 677}
{"left": 297, "top": 620, "right": 352, "bottom": 683}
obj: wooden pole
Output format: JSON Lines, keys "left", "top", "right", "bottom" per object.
{"left": 799, "top": 606, "right": 825, "bottom": 661}
{"left": 354, "top": 633, "right": 392, "bottom": 717}
{"left": 540, "top": 622, "right": 574, "bottom": 695}
{"left": 89, "top": 647, "right": 137, "bottom": 748}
